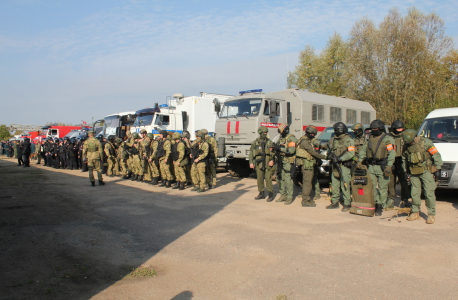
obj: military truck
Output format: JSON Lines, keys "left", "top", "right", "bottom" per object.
{"left": 214, "top": 89, "right": 376, "bottom": 177}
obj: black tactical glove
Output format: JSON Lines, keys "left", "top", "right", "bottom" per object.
{"left": 384, "top": 166, "right": 392, "bottom": 177}
{"left": 434, "top": 170, "right": 441, "bottom": 180}
{"left": 271, "top": 144, "right": 281, "bottom": 152}
{"left": 83, "top": 157, "right": 87, "bottom": 162}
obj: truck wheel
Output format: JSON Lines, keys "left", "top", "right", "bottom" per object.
{"left": 227, "top": 158, "right": 251, "bottom": 178}
{"left": 293, "top": 171, "right": 303, "bottom": 187}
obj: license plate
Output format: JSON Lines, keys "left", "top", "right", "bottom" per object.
{"left": 441, "top": 171, "right": 449, "bottom": 178}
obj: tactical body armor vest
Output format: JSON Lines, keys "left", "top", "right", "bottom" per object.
{"left": 296, "top": 136, "right": 316, "bottom": 170}
{"left": 156, "top": 141, "right": 165, "bottom": 158}
{"left": 279, "top": 133, "right": 296, "bottom": 164}
{"left": 329, "top": 134, "right": 352, "bottom": 166}
{"left": 366, "top": 134, "right": 389, "bottom": 167}
{"left": 171, "top": 141, "right": 182, "bottom": 161}
{"left": 354, "top": 136, "right": 365, "bottom": 156}
{"left": 198, "top": 141, "right": 211, "bottom": 163}
{"left": 390, "top": 132, "right": 404, "bottom": 157}
{"left": 405, "top": 137, "right": 433, "bottom": 175}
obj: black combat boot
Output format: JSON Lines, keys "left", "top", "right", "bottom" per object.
{"left": 91, "top": 181, "right": 95, "bottom": 187}
{"left": 159, "top": 180, "right": 166, "bottom": 186}
{"left": 254, "top": 192, "right": 265, "bottom": 200}
{"left": 197, "top": 188, "right": 206, "bottom": 193}
{"left": 191, "top": 185, "right": 200, "bottom": 191}
{"left": 137, "top": 175, "right": 143, "bottom": 181}
{"left": 375, "top": 204, "right": 383, "bottom": 216}
{"left": 341, "top": 204, "right": 351, "bottom": 212}
{"left": 36, "top": 162, "right": 40, "bottom": 165}
{"left": 326, "top": 202, "right": 340, "bottom": 209}
{"left": 266, "top": 192, "right": 274, "bottom": 202}
{"left": 99, "top": 180, "right": 105, "bottom": 186}
{"left": 172, "top": 182, "right": 179, "bottom": 189}
{"left": 151, "top": 177, "right": 159, "bottom": 185}
{"left": 179, "top": 182, "right": 185, "bottom": 190}
{"left": 130, "top": 174, "right": 137, "bottom": 181}
{"left": 165, "top": 180, "right": 172, "bottom": 188}
{"left": 208, "top": 183, "right": 212, "bottom": 190}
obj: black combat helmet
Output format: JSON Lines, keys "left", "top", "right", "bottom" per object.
{"left": 351, "top": 123, "right": 364, "bottom": 137}
{"left": 96, "top": 134, "right": 104, "bottom": 142}
{"left": 54, "top": 137, "right": 59, "bottom": 142}
{"left": 305, "top": 125, "right": 317, "bottom": 138}
{"left": 333, "top": 122, "right": 347, "bottom": 137}
{"left": 391, "top": 120, "right": 405, "bottom": 134}
{"left": 107, "top": 135, "right": 115, "bottom": 142}
{"left": 370, "top": 119, "right": 385, "bottom": 136}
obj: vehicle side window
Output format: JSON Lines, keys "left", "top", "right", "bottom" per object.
{"left": 263, "top": 101, "right": 280, "bottom": 116}
{"left": 330, "top": 107, "right": 342, "bottom": 122}
{"left": 346, "top": 109, "right": 356, "bottom": 124}
{"left": 361, "top": 111, "right": 371, "bottom": 124}
{"left": 312, "top": 104, "right": 324, "bottom": 122}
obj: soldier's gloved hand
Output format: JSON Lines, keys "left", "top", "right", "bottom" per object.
{"left": 434, "top": 170, "right": 441, "bottom": 179}
{"left": 271, "top": 144, "right": 281, "bottom": 152}
{"left": 384, "top": 166, "right": 392, "bottom": 177}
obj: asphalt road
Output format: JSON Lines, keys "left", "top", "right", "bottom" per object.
{"left": 0, "top": 157, "right": 457, "bottom": 300}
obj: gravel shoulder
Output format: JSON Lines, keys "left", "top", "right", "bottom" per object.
{"left": 1, "top": 157, "right": 457, "bottom": 300}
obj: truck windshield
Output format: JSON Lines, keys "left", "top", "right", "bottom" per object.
{"left": 104, "top": 116, "right": 120, "bottom": 128}
{"left": 134, "top": 114, "right": 155, "bottom": 126}
{"left": 220, "top": 99, "right": 262, "bottom": 118}
{"left": 418, "top": 117, "right": 458, "bottom": 142}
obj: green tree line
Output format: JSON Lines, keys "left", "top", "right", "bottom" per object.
{"left": 288, "top": 7, "right": 458, "bottom": 129}
{"left": 0, "top": 125, "right": 12, "bottom": 140}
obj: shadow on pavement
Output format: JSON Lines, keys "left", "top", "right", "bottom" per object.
{"left": 0, "top": 157, "right": 248, "bottom": 300}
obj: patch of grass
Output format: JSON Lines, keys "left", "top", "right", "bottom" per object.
{"left": 126, "top": 266, "right": 157, "bottom": 278}
{"left": 277, "top": 295, "right": 288, "bottom": 300}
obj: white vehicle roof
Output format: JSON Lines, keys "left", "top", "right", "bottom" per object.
{"left": 425, "top": 107, "right": 458, "bottom": 119}
{"left": 104, "top": 111, "right": 136, "bottom": 118}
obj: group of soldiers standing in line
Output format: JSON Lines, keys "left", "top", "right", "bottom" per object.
{"left": 250, "top": 119, "right": 442, "bottom": 224}
{"left": 1, "top": 138, "right": 32, "bottom": 167}
{"left": 82, "top": 128, "right": 218, "bottom": 191}
{"left": 35, "top": 137, "right": 85, "bottom": 170}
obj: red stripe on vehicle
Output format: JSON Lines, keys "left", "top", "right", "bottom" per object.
{"left": 236, "top": 121, "right": 240, "bottom": 134}
{"left": 227, "top": 121, "right": 231, "bottom": 134}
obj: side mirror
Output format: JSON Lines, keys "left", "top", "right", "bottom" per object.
{"left": 269, "top": 100, "right": 277, "bottom": 119}
{"left": 158, "top": 121, "right": 163, "bottom": 126}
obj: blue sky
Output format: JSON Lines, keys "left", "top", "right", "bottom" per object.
{"left": 1, "top": 0, "right": 457, "bottom": 126}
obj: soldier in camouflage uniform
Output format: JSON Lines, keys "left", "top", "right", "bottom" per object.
{"left": 157, "top": 130, "right": 173, "bottom": 187}
{"left": 148, "top": 135, "right": 161, "bottom": 185}
{"left": 297, "top": 125, "right": 327, "bottom": 207}
{"left": 181, "top": 131, "right": 193, "bottom": 185}
{"left": 171, "top": 132, "right": 189, "bottom": 190}
{"left": 326, "top": 122, "right": 355, "bottom": 211}
{"left": 190, "top": 131, "right": 209, "bottom": 192}
{"left": 308, "top": 126, "right": 323, "bottom": 200}
{"left": 104, "top": 135, "right": 117, "bottom": 177}
{"left": 82, "top": 131, "right": 105, "bottom": 186}
{"left": 124, "top": 131, "right": 134, "bottom": 177}
{"left": 387, "top": 120, "right": 410, "bottom": 209}
{"left": 249, "top": 126, "right": 275, "bottom": 202}
{"left": 130, "top": 132, "right": 144, "bottom": 181}
{"left": 201, "top": 129, "right": 218, "bottom": 187}
{"left": 358, "top": 120, "right": 395, "bottom": 216}
{"left": 141, "top": 132, "right": 154, "bottom": 183}
{"left": 402, "top": 129, "right": 442, "bottom": 224}
{"left": 115, "top": 138, "right": 124, "bottom": 177}
{"left": 271, "top": 124, "right": 297, "bottom": 205}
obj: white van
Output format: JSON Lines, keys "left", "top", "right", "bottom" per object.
{"left": 417, "top": 107, "right": 458, "bottom": 189}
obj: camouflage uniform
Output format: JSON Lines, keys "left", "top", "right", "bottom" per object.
{"left": 326, "top": 122, "right": 355, "bottom": 209}
{"left": 182, "top": 133, "right": 193, "bottom": 184}
{"left": 193, "top": 132, "right": 209, "bottom": 192}
{"left": 271, "top": 124, "right": 297, "bottom": 205}
{"left": 82, "top": 133, "right": 104, "bottom": 185}
{"left": 104, "top": 140, "right": 117, "bottom": 176}
{"left": 141, "top": 134, "right": 153, "bottom": 181}
{"left": 296, "top": 126, "right": 326, "bottom": 207}
{"left": 202, "top": 129, "right": 218, "bottom": 186}
{"left": 359, "top": 120, "right": 395, "bottom": 215}
{"left": 115, "top": 138, "right": 124, "bottom": 176}
{"left": 150, "top": 137, "right": 161, "bottom": 182}
{"left": 157, "top": 132, "right": 173, "bottom": 186}
{"left": 249, "top": 126, "right": 274, "bottom": 201}
{"left": 402, "top": 130, "right": 443, "bottom": 223}
{"left": 171, "top": 132, "right": 189, "bottom": 189}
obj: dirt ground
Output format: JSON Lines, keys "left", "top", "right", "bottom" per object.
{"left": 1, "top": 157, "right": 457, "bottom": 300}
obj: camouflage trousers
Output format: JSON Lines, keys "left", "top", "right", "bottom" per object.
{"left": 132, "top": 155, "right": 144, "bottom": 175}
{"left": 411, "top": 171, "right": 436, "bottom": 215}
{"left": 278, "top": 160, "right": 294, "bottom": 201}
{"left": 88, "top": 158, "right": 103, "bottom": 182}
{"left": 151, "top": 160, "right": 160, "bottom": 178}
{"left": 174, "top": 160, "right": 187, "bottom": 182}
{"left": 255, "top": 162, "right": 274, "bottom": 193}
{"left": 159, "top": 158, "right": 173, "bottom": 180}
{"left": 185, "top": 164, "right": 192, "bottom": 183}
{"left": 143, "top": 160, "right": 152, "bottom": 181}
{"left": 206, "top": 160, "right": 217, "bottom": 185}
{"left": 127, "top": 157, "right": 133, "bottom": 173}
{"left": 118, "top": 158, "right": 128, "bottom": 176}
{"left": 191, "top": 162, "right": 207, "bottom": 189}
{"left": 331, "top": 164, "right": 352, "bottom": 206}
{"left": 368, "top": 165, "right": 389, "bottom": 206}
{"left": 301, "top": 168, "right": 314, "bottom": 203}
{"left": 107, "top": 157, "right": 118, "bottom": 176}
